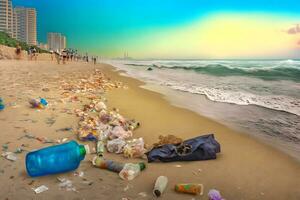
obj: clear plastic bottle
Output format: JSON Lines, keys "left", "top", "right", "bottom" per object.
{"left": 26, "top": 140, "right": 87, "bottom": 177}
{"left": 119, "top": 162, "right": 146, "bottom": 181}
{"left": 153, "top": 176, "right": 168, "bottom": 197}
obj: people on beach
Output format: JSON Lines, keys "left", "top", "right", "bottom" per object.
{"left": 62, "top": 49, "right": 68, "bottom": 64}
{"left": 93, "top": 56, "right": 97, "bottom": 65}
{"left": 15, "top": 43, "right": 22, "bottom": 60}
{"left": 28, "top": 46, "right": 37, "bottom": 61}
{"left": 50, "top": 50, "right": 54, "bottom": 61}
{"left": 54, "top": 50, "right": 61, "bottom": 64}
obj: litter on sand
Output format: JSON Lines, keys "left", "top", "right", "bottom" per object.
{"left": 146, "top": 134, "right": 220, "bottom": 162}
{"left": 32, "top": 185, "right": 49, "bottom": 194}
{"left": 208, "top": 189, "right": 225, "bottom": 200}
{"left": 57, "top": 177, "right": 77, "bottom": 192}
{"left": 1, "top": 152, "right": 17, "bottom": 161}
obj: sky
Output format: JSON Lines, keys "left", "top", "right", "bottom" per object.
{"left": 12, "top": 0, "right": 300, "bottom": 59}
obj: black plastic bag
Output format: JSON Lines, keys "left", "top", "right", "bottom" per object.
{"left": 146, "top": 134, "right": 220, "bottom": 162}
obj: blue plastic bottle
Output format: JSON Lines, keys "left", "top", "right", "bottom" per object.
{"left": 26, "top": 140, "right": 86, "bottom": 177}
{"left": 0, "top": 98, "right": 5, "bottom": 111}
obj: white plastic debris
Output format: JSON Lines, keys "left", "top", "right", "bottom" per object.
{"left": 32, "top": 185, "right": 49, "bottom": 194}
{"left": 107, "top": 138, "right": 126, "bottom": 154}
{"left": 109, "top": 126, "right": 132, "bottom": 140}
{"left": 1, "top": 152, "right": 17, "bottom": 161}
{"left": 95, "top": 101, "right": 107, "bottom": 111}
{"left": 138, "top": 192, "right": 147, "bottom": 197}
{"left": 74, "top": 171, "right": 84, "bottom": 177}
{"left": 57, "top": 177, "right": 77, "bottom": 192}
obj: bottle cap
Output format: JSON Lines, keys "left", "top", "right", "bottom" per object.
{"left": 79, "top": 145, "right": 86, "bottom": 157}
{"left": 153, "top": 190, "right": 161, "bottom": 197}
{"left": 138, "top": 162, "right": 146, "bottom": 171}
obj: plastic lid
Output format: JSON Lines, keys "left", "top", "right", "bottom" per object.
{"left": 138, "top": 162, "right": 146, "bottom": 171}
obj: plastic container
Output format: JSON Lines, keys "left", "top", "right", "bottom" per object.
{"left": 175, "top": 183, "right": 204, "bottom": 195}
{"left": 119, "top": 162, "right": 146, "bottom": 181}
{"left": 0, "top": 98, "right": 5, "bottom": 111}
{"left": 153, "top": 176, "right": 168, "bottom": 197}
{"left": 26, "top": 140, "right": 87, "bottom": 177}
{"left": 96, "top": 140, "right": 105, "bottom": 156}
{"left": 92, "top": 156, "right": 124, "bottom": 173}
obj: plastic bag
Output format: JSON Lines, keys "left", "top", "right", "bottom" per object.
{"left": 78, "top": 129, "right": 98, "bottom": 141}
{"left": 107, "top": 138, "right": 127, "bottom": 154}
{"left": 123, "top": 138, "right": 146, "bottom": 158}
{"left": 146, "top": 134, "right": 220, "bottom": 162}
{"left": 95, "top": 101, "right": 107, "bottom": 111}
{"left": 109, "top": 126, "right": 132, "bottom": 140}
{"left": 208, "top": 189, "right": 225, "bottom": 200}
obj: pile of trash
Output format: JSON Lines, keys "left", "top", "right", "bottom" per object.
{"left": 60, "top": 70, "right": 124, "bottom": 95}
{"left": 29, "top": 98, "right": 48, "bottom": 109}
{"left": 75, "top": 99, "right": 145, "bottom": 158}
{"left": 0, "top": 68, "right": 225, "bottom": 198}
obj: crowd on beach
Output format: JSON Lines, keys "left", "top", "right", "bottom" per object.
{"left": 14, "top": 43, "right": 98, "bottom": 65}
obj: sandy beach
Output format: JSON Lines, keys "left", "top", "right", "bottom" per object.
{"left": 0, "top": 59, "right": 300, "bottom": 200}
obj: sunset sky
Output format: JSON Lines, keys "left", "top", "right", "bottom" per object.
{"left": 13, "top": 0, "right": 300, "bottom": 59}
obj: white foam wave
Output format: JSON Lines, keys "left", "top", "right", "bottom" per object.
{"left": 163, "top": 82, "right": 300, "bottom": 116}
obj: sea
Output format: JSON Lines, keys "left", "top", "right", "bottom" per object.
{"left": 105, "top": 59, "right": 300, "bottom": 161}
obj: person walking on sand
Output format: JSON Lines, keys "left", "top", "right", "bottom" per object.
{"left": 15, "top": 43, "right": 22, "bottom": 60}
{"left": 28, "top": 46, "right": 37, "bottom": 61}
{"left": 33, "top": 47, "right": 38, "bottom": 61}
{"left": 62, "top": 49, "right": 67, "bottom": 64}
{"left": 54, "top": 50, "right": 61, "bottom": 64}
{"left": 93, "top": 56, "right": 97, "bottom": 65}
{"left": 50, "top": 50, "right": 54, "bottom": 61}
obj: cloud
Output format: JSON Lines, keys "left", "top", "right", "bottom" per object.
{"left": 287, "top": 24, "right": 300, "bottom": 34}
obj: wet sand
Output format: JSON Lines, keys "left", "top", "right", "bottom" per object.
{"left": 0, "top": 60, "right": 299, "bottom": 200}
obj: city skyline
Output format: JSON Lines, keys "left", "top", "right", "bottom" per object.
{"left": 10, "top": 0, "right": 300, "bottom": 59}
{"left": 0, "top": 0, "right": 37, "bottom": 45}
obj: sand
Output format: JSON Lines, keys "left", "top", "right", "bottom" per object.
{"left": 0, "top": 59, "right": 299, "bottom": 200}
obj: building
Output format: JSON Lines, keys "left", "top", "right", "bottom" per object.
{"left": 0, "top": 0, "right": 13, "bottom": 36}
{"left": 38, "top": 42, "right": 48, "bottom": 50}
{"left": 12, "top": 9, "right": 17, "bottom": 38}
{"left": 48, "top": 32, "right": 66, "bottom": 51}
{"left": 14, "top": 7, "right": 37, "bottom": 45}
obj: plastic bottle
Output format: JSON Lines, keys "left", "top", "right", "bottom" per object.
{"left": 26, "top": 140, "right": 87, "bottom": 177}
{"left": 175, "top": 183, "right": 204, "bottom": 195}
{"left": 92, "top": 156, "right": 124, "bottom": 173}
{"left": 119, "top": 162, "right": 146, "bottom": 181}
{"left": 96, "top": 140, "right": 105, "bottom": 156}
{"left": 40, "top": 98, "right": 48, "bottom": 106}
{"left": 0, "top": 98, "right": 4, "bottom": 111}
{"left": 153, "top": 176, "right": 168, "bottom": 197}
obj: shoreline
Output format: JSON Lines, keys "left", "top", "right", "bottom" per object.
{"left": 0, "top": 60, "right": 299, "bottom": 199}
{"left": 100, "top": 62, "right": 300, "bottom": 199}
{"left": 108, "top": 61, "right": 300, "bottom": 162}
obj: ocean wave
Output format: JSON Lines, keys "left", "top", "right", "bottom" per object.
{"left": 126, "top": 61, "right": 300, "bottom": 82}
{"left": 162, "top": 82, "right": 300, "bottom": 116}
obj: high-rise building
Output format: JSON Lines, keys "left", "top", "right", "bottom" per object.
{"left": 0, "top": 0, "right": 13, "bottom": 36}
{"left": 12, "top": 9, "right": 17, "bottom": 38}
{"left": 48, "top": 32, "right": 67, "bottom": 51}
{"left": 14, "top": 7, "right": 37, "bottom": 45}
